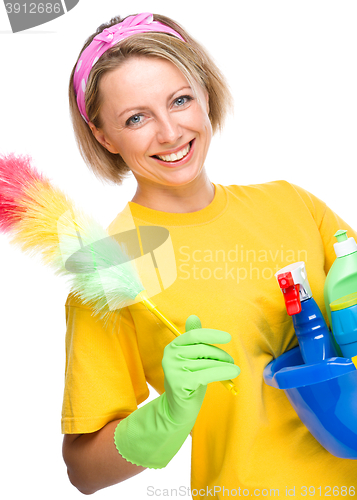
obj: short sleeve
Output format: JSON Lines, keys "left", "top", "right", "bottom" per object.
{"left": 61, "top": 293, "right": 149, "bottom": 434}
{"left": 289, "top": 182, "right": 357, "bottom": 274}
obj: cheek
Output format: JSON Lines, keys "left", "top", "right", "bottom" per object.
{"left": 204, "top": 116, "right": 213, "bottom": 137}
{"left": 199, "top": 112, "right": 213, "bottom": 145}
{"left": 193, "top": 102, "right": 212, "bottom": 130}
{"left": 114, "top": 131, "right": 150, "bottom": 161}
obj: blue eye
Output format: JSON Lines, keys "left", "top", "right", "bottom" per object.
{"left": 126, "top": 114, "right": 143, "bottom": 126}
{"left": 174, "top": 95, "right": 193, "bottom": 107}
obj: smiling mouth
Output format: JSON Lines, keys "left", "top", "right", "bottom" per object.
{"left": 152, "top": 140, "right": 193, "bottom": 163}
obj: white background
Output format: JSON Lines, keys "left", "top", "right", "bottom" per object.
{"left": 0, "top": 1, "right": 356, "bottom": 499}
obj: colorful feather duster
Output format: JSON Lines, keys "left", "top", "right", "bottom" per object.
{"left": 0, "top": 153, "right": 238, "bottom": 395}
{"left": 0, "top": 152, "right": 143, "bottom": 320}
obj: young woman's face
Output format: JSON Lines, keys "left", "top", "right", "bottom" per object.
{"left": 90, "top": 56, "right": 212, "bottom": 188}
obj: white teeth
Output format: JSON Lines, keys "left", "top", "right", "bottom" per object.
{"left": 157, "top": 143, "right": 191, "bottom": 162}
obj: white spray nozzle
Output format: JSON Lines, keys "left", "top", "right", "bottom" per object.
{"left": 275, "top": 261, "right": 312, "bottom": 302}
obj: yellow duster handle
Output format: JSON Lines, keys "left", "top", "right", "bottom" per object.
{"left": 135, "top": 292, "right": 239, "bottom": 396}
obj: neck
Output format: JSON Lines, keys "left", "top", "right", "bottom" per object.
{"left": 131, "top": 170, "right": 215, "bottom": 213}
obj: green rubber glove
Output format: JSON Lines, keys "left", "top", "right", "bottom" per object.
{"left": 114, "top": 315, "right": 240, "bottom": 469}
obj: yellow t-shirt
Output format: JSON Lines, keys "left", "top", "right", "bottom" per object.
{"left": 62, "top": 181, "right": 357, "bottom": 499}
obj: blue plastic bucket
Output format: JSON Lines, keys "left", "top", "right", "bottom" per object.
{"left": 263, "top": 347, "right": 357, "bottom": 459}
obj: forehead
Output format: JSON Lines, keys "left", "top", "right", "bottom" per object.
{"left": 100, "top": 56, "right": 191, "bottom": 101}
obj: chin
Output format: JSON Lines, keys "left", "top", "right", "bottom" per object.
{"left": 162, "top": 165, "right": 204, "bottom": 187}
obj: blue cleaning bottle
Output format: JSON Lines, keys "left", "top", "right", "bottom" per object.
{"left": 276, "top": 262, "right": 337, "bottom": 364}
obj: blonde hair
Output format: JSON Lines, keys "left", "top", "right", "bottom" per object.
{"left": 69, "top": 13, "right": 233, "bottom": 185}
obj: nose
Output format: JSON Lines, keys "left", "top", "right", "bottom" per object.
{"left": 156, "top": 112, "right": 183, "bottom": 145}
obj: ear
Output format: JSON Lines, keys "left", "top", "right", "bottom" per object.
{"left": 88, "top": 121, "right": 119, "bottom": 154}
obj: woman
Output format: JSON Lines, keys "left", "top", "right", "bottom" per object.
{"left": 62, "top": 12, "right": 357, "bottom": 498}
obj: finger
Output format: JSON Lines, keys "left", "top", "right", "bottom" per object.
{"left": 173, "top": 328, "right": 232, "bottom": 347}
{"left": 182, "top": 358, "right": 240, "bottom": 376}
{"left": 183, "top": 362, "right": 241, "bottom": 387}
{"left": 185, "top": 315, "right": 202, "bottom": 331}
{"left": 169, "top": 343, "right": 236, "bottom": 364}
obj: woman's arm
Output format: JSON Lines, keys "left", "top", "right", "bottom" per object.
{"left": 62, "top": 419, "right": 146, "bottom": 495}
{"left": 62, "top": 316, "right": 240, "bottom": 494}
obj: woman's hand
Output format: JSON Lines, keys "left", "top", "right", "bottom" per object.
{"left": 162, "top": 315, "right": 241, "bottom": 425}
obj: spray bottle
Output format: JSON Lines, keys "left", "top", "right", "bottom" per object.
{"left": 276, "top": 262, "right": 337, "bottom": 364}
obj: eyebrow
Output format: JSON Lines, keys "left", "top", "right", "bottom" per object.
{"left": 117, "top": 85, "right": 193, "bottom": 120}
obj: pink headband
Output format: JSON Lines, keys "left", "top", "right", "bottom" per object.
{"left": 73, "top": 12, "right": 185, "bottom": 123}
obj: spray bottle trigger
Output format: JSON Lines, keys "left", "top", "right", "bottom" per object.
{"left": 277, "top": 272, "right": 302, "bottom": 316}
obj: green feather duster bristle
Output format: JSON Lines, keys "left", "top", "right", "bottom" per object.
{"left": 55, "top": 211, "right": 145, "bottom": 325}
